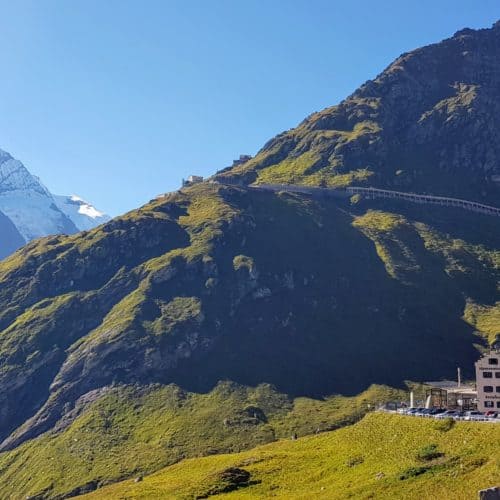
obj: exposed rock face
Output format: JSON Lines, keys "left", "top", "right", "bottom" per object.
{"left": 0, "top": 209, "right": 192, "bottom": 448}
{"left": 219, "top": 23, "right": 500, "bottom": 205}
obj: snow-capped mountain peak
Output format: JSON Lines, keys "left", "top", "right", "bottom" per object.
{"left": 0, "top": 151, "right": 51, "bottom": 197}
{"left": 0, "top": 148, "right": 110, "bottom": 256}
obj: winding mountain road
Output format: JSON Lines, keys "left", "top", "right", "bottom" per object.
{"left": 248, "top": 183, "right": 500, "bottom": 217}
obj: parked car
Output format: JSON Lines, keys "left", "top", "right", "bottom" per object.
{"left": 435, "top": 410, "right": 461, "bottom": 419}
{"left": 484, "top": 411, "right": 498, "bottom": 418}
{"left": 407, "top": 407, "right": 425, "bottom": 416}
{"left": 420, "top": 409, "right": 435, "bottom": 417}
{"left": 428, "top": 408, "right": 446, "bottom": 416}
{"left": 414, "top": 408, "right": 428, "bottom": 416}
{"left": 464, "top": 411, "right": 485, "bottom": 421}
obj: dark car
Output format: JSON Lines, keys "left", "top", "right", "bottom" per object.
{"left": 429, "top": 408, "right": 446, "bottom": 416}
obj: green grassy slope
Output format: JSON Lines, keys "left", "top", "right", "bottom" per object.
{"left": 1, "top": 183, "right": 496, "bottom": 449}
{"left": 0, "top": 185, "right": 497, "bottom": 497}
{"left": 81, "top": 412, "right": 500, "bottom": 499}
{"left": 0, "top": 383, "right": 408, "bottom": 498}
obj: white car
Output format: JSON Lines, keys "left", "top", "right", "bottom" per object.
{"left": 435, "top": 410, "right": 461, "bottom": 419}
{"left": 464, "top": 411, "right": 485, "bottom": 421}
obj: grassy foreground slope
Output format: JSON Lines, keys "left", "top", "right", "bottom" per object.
{"left": 0, "top": 383, "right": 406, "bottom": 498}
{"left": 82, "top": 413, "right": 500, "bottom": 499}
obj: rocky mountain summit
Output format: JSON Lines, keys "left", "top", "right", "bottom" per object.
{"left": 0, "top": 22, "right": 498, "bottom": 499}
{"left": 0, "top": 148, "right": 109, "bottom": 258}
{"left": 218, "top": 22, "right": 500, "bottom": 204}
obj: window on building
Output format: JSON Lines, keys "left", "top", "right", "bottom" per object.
{"left": 488, "top": 358, "right": 499, "bottom": 365}
{"left": 483, "top": 372, "right": 493, "bottom": 378}
{"left": 497, "top": 402, "right": 500, "bottom": 409}
{"left": 497, "top": 386, "right": 500, "bottom": 393}
{"left": 496, "top": 372, "right": 500, "bottom": 378}
{"left": 485, "top": 401, "right": 494, "bottom": 408}
{"left": 484, "top": 386, "right": 494, "bottom": 393}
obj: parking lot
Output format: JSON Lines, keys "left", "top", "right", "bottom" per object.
{"left": 381, "top": 407, "right": 500, "bottom": 423}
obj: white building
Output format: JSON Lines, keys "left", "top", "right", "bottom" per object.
{"left": 475, "top": 348, "right": 500, "bottom": 412}
{"left": 182, "top": 175, "right": 204, "bottom": 187}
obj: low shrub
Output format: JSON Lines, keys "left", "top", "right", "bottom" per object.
{"left": 195, "top": 467, "right": 251, "bottom": 498}
{"left": 416, "top": 444, "right": 444, "bottom": 462}
{"left": 399, "top": 465, "right": 431, "bottom": 480}
{"left": 433, "top": 418, "right": 455, "bottom": 432}
{"left": 346, "top": 455, "right": 364, "bottom": 467}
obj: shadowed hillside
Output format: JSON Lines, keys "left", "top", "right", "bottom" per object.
{"left": 0, "top": 182, "right": 496, "bottom": 462}
{"left": 0, "top": 210, "right": 24, "bottom": 259}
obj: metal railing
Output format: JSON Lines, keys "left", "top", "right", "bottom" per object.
{"left": 245, "top": 183, "right": 500, "bottom": 217}
{"left": 346, "top": 186, "right": 500, "bottom": 217}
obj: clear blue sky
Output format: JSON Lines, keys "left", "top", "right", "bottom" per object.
{"left": 0, "top": 1, "right": 498, "bottom": 215}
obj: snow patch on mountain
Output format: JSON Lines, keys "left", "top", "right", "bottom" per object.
{"left": 54, "top": 195, "right": 110, "bottom": 231}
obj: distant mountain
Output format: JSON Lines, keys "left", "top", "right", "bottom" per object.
{"left": 0, "top": 149, "right": 77, "bottom": 241}
{"left": 0, "top": 149, "right": 109, "bottom": 257}
{"left": 0, "top": 210, "right": 24, "bottom": 259}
